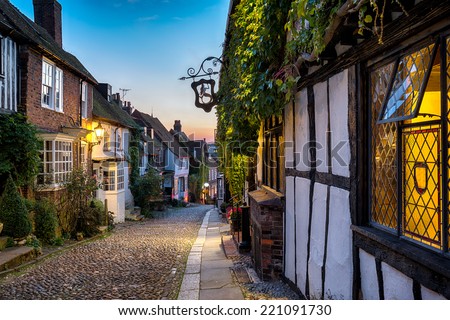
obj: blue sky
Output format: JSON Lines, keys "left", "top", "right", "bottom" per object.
{"left": 11, "top": 0, "right": 230, "bottom": 141}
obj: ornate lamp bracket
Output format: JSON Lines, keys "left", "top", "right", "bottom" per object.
{"left": 179, "top": 56, "right": 222, "bottom": 113}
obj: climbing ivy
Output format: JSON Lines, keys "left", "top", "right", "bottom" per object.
{"left": 217, "top": 0, "right": 407, "bottom": 197}
{"left": 0, "top": 113, "right": 41, "bottom": 193}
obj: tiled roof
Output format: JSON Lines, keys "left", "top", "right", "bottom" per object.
{"left": 132, "top": 110, "right": 188, "bottom": 158}
{"left": 0, "top": 0, "right": 96, "bottom": 83}
{"left": 93, "top": 89, "right": 138, "bottom": 128}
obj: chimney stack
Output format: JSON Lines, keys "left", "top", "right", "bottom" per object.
{"left": 33, "top": 0, "right": 62, "bottom": 47}
{"left": 174, "top": 120, "right": 182, "bottom": 133}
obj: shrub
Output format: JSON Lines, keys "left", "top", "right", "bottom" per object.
{"left": 33, "top": 198, "right": 58, "bottom": 244}
{"left": 0, "top": 175, "right": 32, "bottom": 238}
{"left": 130, "top": 168, "right": 162, "bottom": 212}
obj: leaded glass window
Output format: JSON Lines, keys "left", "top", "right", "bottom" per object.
{"left": 370, "top": 35, "right": 449, "bottom": 252}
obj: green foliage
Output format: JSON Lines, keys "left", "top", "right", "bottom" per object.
{"left": 56, "top": 168, "right": 100, "bottom": 237}
{"left": 217, "top": 0, "right": 291, "bottom": 148}
{"left": 130, "top": 168, "right": 163, "bottom": 212}
{"left": 26, "top": 234, "right": 41, "bottom": 249}
{"left": 33, "top": 198, "right": 58, "bottom": 244}
{"left": 0, "top": 113, "right": 41, "bottom": 192}
{"left": 0, "top": 175, "right": 32, "bottom": 238}
{"left": 128, "top": 128, "right": 141, "bottom": 187}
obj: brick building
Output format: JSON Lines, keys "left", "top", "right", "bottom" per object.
{"left": 0, "top": 0, "right": 97, "bottom": 193}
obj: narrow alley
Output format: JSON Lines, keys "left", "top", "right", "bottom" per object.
{"left": 0, "top": 205, "right": 212, "bottom": 300}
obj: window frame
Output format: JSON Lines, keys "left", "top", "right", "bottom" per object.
{"left": 81, "top": 82, "right": 88, "bottom": 119}
{"left": 368, "top": 34, "right": 449, "bottom": 254}
{"left": 262, "top": 114, "right": 284, "bottom": 192}
{"left": 37, "top": 138, "right": 73, "bottom": 188}
{"left": 41, "top": 58, "right": 63, "bottom": 112}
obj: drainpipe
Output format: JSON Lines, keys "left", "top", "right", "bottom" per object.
{"left": 114, "top": 127, "right": 119, "bottom": 160}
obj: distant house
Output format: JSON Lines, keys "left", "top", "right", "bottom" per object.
{"left": 0, "top": 0, "right": 96, "bottom": 196}
{"left": 132, "top": 110, "right": 189, "bottom": 202}
{"left": 92, "top": 84, "right": 138, "bottom": 222}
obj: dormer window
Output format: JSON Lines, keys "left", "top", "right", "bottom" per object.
{"left": 42, "top": 59, "right": 63, "bottom": 112}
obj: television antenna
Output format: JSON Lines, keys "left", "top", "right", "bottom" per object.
{"left": 119, "top": 88, "right": 131, "bottom": 100}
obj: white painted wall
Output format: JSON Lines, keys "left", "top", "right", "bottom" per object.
{"left": 359, "top": 249, "right": 379, "bottom": 299}
{"left": 295, "top": 177, "right": 311, "bottom": 295}
{"left": 382, "top": 262, "right": 414, "bottom": 299}
{"left": 421, "top": 285, "right": 447, "bottom": 300}
{"left": 105, "top": 190, "right": 125, "bottom": 223}
{"left": 295, "top": 89, "right": 310, "bottom": 172}
{"left": 324, "top": 187, "right": 353, "bottom": 299}
{"left": 308, "top": 183, "right": 328, "bottom": 299}
{"left": 314, "top": 81, "right": 329, "bottom": 173}
{"left": 329, "top": 70, "right": 350, "bottom": 177}
{"left": 285, "top": 176, "right": 296, "bottom": 282}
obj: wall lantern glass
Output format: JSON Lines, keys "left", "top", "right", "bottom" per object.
{"left": 94, "top": 123, "right": 105, "bottom": 142}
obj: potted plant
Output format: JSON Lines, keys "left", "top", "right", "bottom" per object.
{"left": 220, "top": 201, "right": 228, "bottom": 213}
{"left": 226, "top": 206, "right": 242, "bottom": 232}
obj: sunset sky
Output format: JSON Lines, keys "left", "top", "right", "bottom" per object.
{"left": 11, "top": 0, "right": 230, "bottom": 142}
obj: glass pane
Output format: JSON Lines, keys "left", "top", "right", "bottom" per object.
{"left": 403, "top": 125, "right": 441, "bottom": 248}
{"left": 379, "top": 44, "right": 435, "bottom": 123}
{"left": 447, "top": 36, "right": 450, "bottom": 251}
{"left": 371, "top": 62, "right": 398, "bottom": 229}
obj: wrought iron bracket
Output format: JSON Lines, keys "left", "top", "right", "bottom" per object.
{"left": 179, "top": 56, "right": 222, "bottom": 113}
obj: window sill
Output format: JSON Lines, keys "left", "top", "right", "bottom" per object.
{"left": 41, "top": 104, "right": 64, "bottom": 113}
{"left": 351, "top": 225, "right": 450, "bottom": 282}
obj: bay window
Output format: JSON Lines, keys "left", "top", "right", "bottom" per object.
{"left": 37, "top": 139, "right": 73, "bottom": 186}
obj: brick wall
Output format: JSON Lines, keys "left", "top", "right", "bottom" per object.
{"left": 20, "top": 49, "right": 87, "bottom": 132}
{"left": 249, "top": 189, "right": 284, "bottom": 281}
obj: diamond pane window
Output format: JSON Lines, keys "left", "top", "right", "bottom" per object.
{"left": 370, "top": 35, "right": 450, "bottom": 253}
{"left": 371, "top": 62, "right": 398, "bottom": 230}
{"left": 378, "top": 44, "right": 435, "bottom": 123}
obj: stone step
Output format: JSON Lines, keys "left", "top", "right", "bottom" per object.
{"left": 0, "top": 246, "right": 37, "bottom": 272}
{"left": 125, "top": 212, "right": 144, "bottom": 221}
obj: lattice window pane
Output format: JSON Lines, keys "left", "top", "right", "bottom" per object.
{"left": 379, "top": 44, "right": 435, "bottom": 123}
{"left": 402, "top": 126, "right": 441, "bottom": 248}
{"left": 371, "top": 62, "right": 398, "bottom": 229}
{"left": 447, "top": 36, "right": 450, "bottom": 251}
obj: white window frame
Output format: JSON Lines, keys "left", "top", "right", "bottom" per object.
{"left": 37, "top": 139, "right": 73, "bottom": 187}
{"left": 41, "top": 59, "right": 63, "bottom": 112}
{"left": 81, "top": 82, "right": 88, "bottom": 118}
{"left": 102, "top": 162, "right": 125, "bottom": 191}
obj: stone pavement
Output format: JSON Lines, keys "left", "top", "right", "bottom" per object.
{"left": 178, "top": 208, "right": 244, "bottom": 300}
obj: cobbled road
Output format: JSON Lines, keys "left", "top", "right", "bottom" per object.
{"left": 0, "top": 204, "right": 212, "bottom": 300}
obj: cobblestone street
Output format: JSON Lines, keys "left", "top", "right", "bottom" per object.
{"left": 0, "top": 205, "right": 212, "bottom": 300}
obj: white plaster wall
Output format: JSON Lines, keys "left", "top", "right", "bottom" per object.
{"left": 295, "top": 177, "right": 311, "bottom": 295}
{"left": 124, "top": 162, "right": 134, "bottom": 209}
{"left": 285, "top": 176, "right": 296, "bottom": 282}
{"left": 295, "top": 89, "right": 310, "bottom": 172}
{"left": 324, "top": 187, "right": 353, "bottom": 299}
{"left": 359, "top": 249, "right": 379, "bottom": 299}
{"left": 308, "top": 183, "right": 328, "bottom": 299}
{"left": 329, "top": 70, "right": 350, "bottom": 178}
{"left": 421, "top": 285, "right": 447, "bottom": 300}
{"left": 314, "top": 81, "right": 329, "bottom": 173}
{"left": 382, "top": 262, "right": 414, "bottom": 299}
{"left": 105, "top": 190, "right": 126, "bottom": 223}
{"left": 284, "top": 101, "right": 294, "bottom": 169}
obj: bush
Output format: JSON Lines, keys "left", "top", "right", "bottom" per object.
{"left": 0, "top": 175, "right": 32, "bottom": 238}
{"left": 33, "top": 198, "right": 58, "bottom": 244}
{"left": 130, "top": 168, "right": 163, "bottom": 212}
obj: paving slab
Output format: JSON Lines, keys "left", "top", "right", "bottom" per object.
{"left": 178, "top": 208, "right": 243, "bottom": 300}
